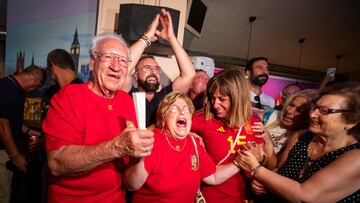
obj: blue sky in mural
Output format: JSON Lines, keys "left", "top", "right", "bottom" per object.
{"left": 6, "top": 12, "right": 96, "bottom": 75}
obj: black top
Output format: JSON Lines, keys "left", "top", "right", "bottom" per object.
{"left": 41, "top": 78, "right": 83, "bottom": 122}
{"left": 129, "top": 84, "right": 173, "bottom": 127}
{"left": 0, "top": 76, "right": 26, "bottom": 152}
{"left": 264, "top": 131, "right": 360, "bottom": 203}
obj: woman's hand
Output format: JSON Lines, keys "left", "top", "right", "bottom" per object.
{"left": 234, "top": 149, "right": 260, "bottom": 173}
{"left": 243, "top": 142, "right": 265, "bottom": 163}
{"left": 251, "top": 179, "right": 267, "bottom": 195}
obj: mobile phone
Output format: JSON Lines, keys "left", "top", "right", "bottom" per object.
{"left": 326, "top": 67, "right": 336, "bottom": 77}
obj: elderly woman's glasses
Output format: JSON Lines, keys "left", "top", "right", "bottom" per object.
{"left": 311, "top": 103, "right": 350, "bottom": 115}
{"left": 94, "top": 52, "right": 132, "bottom": 65}
{"left": 168, "top": 105, "right": 191, "bottom": 115}
{"left": 137, "top": 65, "right": 161, "bottom": 74}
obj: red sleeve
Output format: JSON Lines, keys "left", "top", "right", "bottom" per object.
{"left": 143, "top": 131, "right": 160, "bottom": 174}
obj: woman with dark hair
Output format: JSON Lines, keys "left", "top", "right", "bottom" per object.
{"left": 236, "top": 82, "right": 360, "bottom": 203}
{"left": 191, "top": 69, "right": 276, "bottom": 202}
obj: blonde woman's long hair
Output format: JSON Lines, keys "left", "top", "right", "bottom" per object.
{"left": 205, "top": 69, "right": 251, "bottom": 127}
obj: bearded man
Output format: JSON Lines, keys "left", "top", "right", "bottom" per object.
{"left": 245, "top": 57, "right": 275, "bottom": 110}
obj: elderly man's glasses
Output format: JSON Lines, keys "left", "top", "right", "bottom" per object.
{"left": 311, "top": 103, "right": 350, "bottom": 115}
{"left": 137, "top": 65, "right": 161, "bottom": 74}
{"left": 168, "top": 105, "right": 191, "bottom": 115}
{"left": 94, "top": 52, "right": 131, "bottom": 65}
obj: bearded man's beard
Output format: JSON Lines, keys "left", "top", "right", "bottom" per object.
{"left": 251, "top": 74, "right": 269, "bottom": 86}
{"left": 137, "top": 74, "right": 160, "bottom": 92}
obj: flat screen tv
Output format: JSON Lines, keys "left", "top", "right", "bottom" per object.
{"left": 185, "top": 0, "right": 208, "bottom": 38}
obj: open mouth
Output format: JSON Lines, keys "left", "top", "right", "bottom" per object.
{"left": 176, "top": 118, "right": 187, "bottom": 128}
{"left": 109, "top": 73, "right": 120, "bottom": 79}
{"left": 146, "top": 76, "right": 158, "bottom": 84}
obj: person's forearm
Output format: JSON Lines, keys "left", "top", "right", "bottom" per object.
{"left": 124, "top": 158, "right": 148, "bottom": 191}
{"left": 47, "top": 140, "right": 118, "bottom": 176}
{"left": 122, "top": 39, "right": 148, "bottom": 92}
{"left": 254, "top": 166, "right": 309, "bottom": 203}
{"left": 203, "top": 163, "right": 240, "bottom": 185}
{"left": 170, "top": 37, "right": 196, "bottom": 92}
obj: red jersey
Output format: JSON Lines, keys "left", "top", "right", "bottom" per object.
{"left": 191, "top": 110, "right": 264, "bottom": 202}
{"left": 132, "top": 128, "right": 216, "bottom": 203}
{"left": 43, "top": 83, "right": 137, "bottom": 203}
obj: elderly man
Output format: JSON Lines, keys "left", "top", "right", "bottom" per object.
{"left": 125, "top": 9, "right": 196, "bottom": 127}
{"left": 42, "top": 32, "right": 154, "bottom": 202}
{"left": 246, "top": 57, "right": 275, "bottom": 110}
{"left": 0, "top": 65, "right": 46, "bottom": 203}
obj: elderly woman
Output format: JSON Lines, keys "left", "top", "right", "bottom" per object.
{"left": 124, "top": 92, "right": 240, "bottom": 202}
{"left": 191, "top": 69, "right": 276, "bottom": 202}
{"left": 236, "top": 82, "right": 360, "bottom": 203}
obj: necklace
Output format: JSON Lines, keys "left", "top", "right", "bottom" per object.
{"left": 298, "top": 156, "right": 313, "bottom": 179}
{"left": 165, "top": 134, "right": 187, "bottom": 152}
{"left": 299, "top": 142, "right": 316, "bottom": 179}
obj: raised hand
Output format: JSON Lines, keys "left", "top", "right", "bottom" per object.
{"left": 144, "top": 13, "right": 160, "bottom": 42}
{"left": 155, "top": 9, "right": 176, "bottom": 42}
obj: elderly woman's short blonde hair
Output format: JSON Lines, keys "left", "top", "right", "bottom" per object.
{"left": 156, "top": 92, "right": 195, "bottom": 128}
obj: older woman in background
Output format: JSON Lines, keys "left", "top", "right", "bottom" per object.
{"left": 236, "top": 82, "right": 360, "bottom": 203}
{"left": 191, "top": 69, "right": 276, "bottom": 202}
{"left": 124, "top": 92, "right": 241, "bottom": 203}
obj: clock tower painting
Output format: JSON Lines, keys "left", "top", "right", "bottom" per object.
{"left": 70, "top": 28, "right": 80, "bottom": 73}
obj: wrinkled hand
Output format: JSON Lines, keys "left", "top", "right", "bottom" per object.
{"left": 112, "top": 124, "right": 154, "bottom": 158}
{"left": 251, "top": 179, "right": 266, "bottom": 195}
{"left": 234, "top": 149, "right": 259, "bottom": 173}
{"left": 12, "top": 154, "right": 27, "bottom": 172}
{"left": 243, "top": 142, "right": 264, "bottom": 162}
{"left": 155, "top": 9, "right": 176, "bottom": 42}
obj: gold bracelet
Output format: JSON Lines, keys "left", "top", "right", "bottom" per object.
{"left": 250, "top": 164, "right": 262, "bottom": 177}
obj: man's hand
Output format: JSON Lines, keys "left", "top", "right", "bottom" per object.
{"left": 12, "top": 154, "right": 27, "bottom": 172}
{"left": 112, "top": 124, "right": 154, "bottom": 158}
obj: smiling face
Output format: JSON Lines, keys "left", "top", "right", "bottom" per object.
{"left": 309, "top": 95, "right": 351, "bottom": 137}
{"left": 135, "top": 57, "right": 161, "bottom": 92}
{"left": 281, "top": 96, "right": 308, "bottom": 130}
{"left": 89, "top": 38, "right": 129, "bottom": 97}
{"left": 210, "top": 88, "right": 231, "bottom": 119}
{"left": 163, "top": 98, "right": 193, "bottom": 140}
{"left": 249, "top": 59, "right": 269, "bottom": 86}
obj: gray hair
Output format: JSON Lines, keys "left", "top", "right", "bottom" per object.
{"left": 89, "top": 32, "right": 130, "bottom": 57}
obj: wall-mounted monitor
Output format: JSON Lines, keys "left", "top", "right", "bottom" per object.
{"left": 185, "top": 0, "right": 208, "bottom": 38}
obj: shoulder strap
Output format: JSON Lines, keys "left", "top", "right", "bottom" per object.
{"left": 190, "top": 136, "right": 200, "bottom": 167}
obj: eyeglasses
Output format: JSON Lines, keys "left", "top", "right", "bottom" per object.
{"left": 137, "top": 65, "right": 161, "bottom": 74}
{"left": 168, "top": 105, "right": 191, "bottom": 115}
{"left": 94, "top": 52, "right": 132, "bottom": 65}
{"left": 311, "top": 103, "right": 351, "bottom": 115}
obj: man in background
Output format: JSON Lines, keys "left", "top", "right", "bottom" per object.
{"left": 246, "top": 57, "right": 275, "bottom": 110}
{"left": 41, "top": 49, "right": 83, "bottom": 121}
{"left": 0, "top": 65, "right": 46, "bottom": 203}
{"left": 127, "top": 9, "right": 195, "bottom": 127}
{"left": 275, "top": 83, "right": 301, "bottom": 110}
{"left": 188, "top": 69, "right": 209, "bottom": 110}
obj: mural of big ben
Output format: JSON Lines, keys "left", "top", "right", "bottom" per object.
{"left": 70, "top": 28, "right": 80, "bottom": 73}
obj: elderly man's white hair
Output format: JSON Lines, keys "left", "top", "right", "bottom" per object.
{"left": 89, "top": 32, "right": 130, "bottom": 57}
